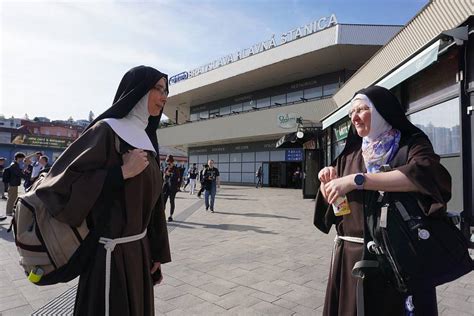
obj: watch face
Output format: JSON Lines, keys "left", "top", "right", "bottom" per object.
{"left": 355, "top": 174, "right": 365, "bottom": 185}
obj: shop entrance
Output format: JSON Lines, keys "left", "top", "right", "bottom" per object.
{"left": 268, "top": 162, "right": 302, "bottom": 188}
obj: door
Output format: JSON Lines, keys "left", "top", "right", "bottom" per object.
{"left": 303, "top": 149, "right": 321, "bottom": 199}
{"left": 262, "top": 162, "right": 269, "bottom": 186}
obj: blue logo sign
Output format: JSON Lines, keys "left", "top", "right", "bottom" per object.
{"left": 169, "top": 72, "right": 189, "bottom": 85}
{"left": 285, "top": 149, "right": 303, "bottom": 161}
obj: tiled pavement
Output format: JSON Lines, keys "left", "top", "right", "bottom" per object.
{"left": 0, "top": 186, "right": 472, "bottom": 315}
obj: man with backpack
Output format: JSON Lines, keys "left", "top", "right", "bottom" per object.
{"left": 3, "top": 152, "right": 26, "bottom": 220}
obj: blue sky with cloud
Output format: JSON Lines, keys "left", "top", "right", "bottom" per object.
{"left": 1, "top": 0, "right": 427, "bottom": 121}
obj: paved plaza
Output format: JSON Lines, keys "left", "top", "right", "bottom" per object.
{"left": 0, "top": 186, "right": 473, "bottom": 315}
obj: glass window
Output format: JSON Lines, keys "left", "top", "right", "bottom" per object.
{"left": 242, "top": 173, "right": 255, "bottom": 183}
{"left": 229, "top": 163, "right": 241, "bottom": 172}
{"left": 271, "top": 94, "right": 286, "bottom": 105}
{"left": 200, "top": 111, "right": 209, "bottom": 119}
{"left": 220, "top": 106, "right": 231, "bottom": 115}
{"left": 242, "top": 100, "right": 255, "bottom": 111}
{"left": 229, "top": 173, "right": 242, "bottom": 182}
{"left": 230, "top": 153, "right": 241, "bottom": 162}
{"left": 408, "top": 98, "right": 460, "bottom": 155}
{"left": 208, "top": 154, "right": 218, "bottom": 163}
{"left": 209, "top": 109, "right": 219, "bottom": 118}
{"left": 256, "top": 97, "right": 271, "bottom": 109}
{"left": 242, "top": 152, "right": 255, "bottom": 162}
{"left": 190, "top": 113, "right": 198, "bottom": 121}
{"left": 198, "top": 155, "right": 208, "bottom": 163}
{"left": 218, "top": 153, "right": 229, "bottom": 162}
{"left": 189, "top": 155, "right": 198, "bottom": 164}
{"left": 323, "top": 83, "right": 339, "bottom": 96}
{"left": 256, "top": 151, "right": 269, "bottom": 162}
{"left": 231, "top": 103, "right": 242, "bottom": 114}
{"left": 219, "top": 172, "right": 229, "bottom": 182}
{"left": 242, "top": 162, "right": 254, "bottom": 172}
{"left": 218, "top": 163, "right": 229, "bottom": 172}
{"left": 270, "top": 150, "right": 285, "bottom": 161}
{"left": 304, "top": 86, "right": 323, "bottom": 99}
{"left": 332, "top": 140, "right": 346, "bottom": 159}
{"left": 287, "top": 90, "right": 304, "bottom": 103}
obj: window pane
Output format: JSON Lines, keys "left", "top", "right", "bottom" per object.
{"left": 220, "top": 106, "right": 230, "bottom": 115}
{"left": 256, "top": 151, "right": 269, "bottom": 162}
{"left": 229, "top": 163, "right": 241, "bottom": 172}
{"left": 218, "top": 163, "right": 229, "bottom": 172}
{"left": 229, "top": 173, "right": 242, "bottom": 182}
{"left": 230, "top": 153, "right": 241, "bottom": 162}
{"left": 257, "top": 97, "right": 271, "bottom": 109}
{"left": 242, "top": 162, "right": 254, "bottom": 172}
{"left": 242, "top": 100, "right": 255, "bottom": 111}
{"left": 208, "top": 154, "right": 218, "bottom": 162}
{"left": 271, "top": 94, "right": 286, "bottom": 105}
{"left": 242, "top": 152, "right": 255, "bottom": 162}
{"left": 219, "top": 172, "right": 229, "bottom": 182}
{"left": 242, "top": 173, "right": 255, "bottom": 183}
{"left": 198, "top": 155, "right": 208, "bottom": 163}
{"left": 209, "top": 109, "right": 219, "bottom": 118}
{"left": 190, "top": 113, "right": 198, "bottom": 121}
{"left": 189, "top": 155, "right": 198, "bottom": 164}
{"left": 270, "top": 150, "right": 285, "bottom": 161}
{"left": 287, "top": 90, "right": 304, "bottom": 103}
{"left": 408, "top": 98, "right": 460, "bottom": 155}
{"left": 231, "top": 103, "right": 242, "bottom": 113}
{"left": 218, "top": 153, "right": 230, "bottom": 162}
{"left": 323, "top": 83, "right": 339, "bottom": 96}
{"left": 200, "top": 111, "right": 209, "bottom": 119}
{"left": 304, "top": 86, "right": 322, "bottom": 99}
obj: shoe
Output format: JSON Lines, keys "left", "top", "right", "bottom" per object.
{"left": 0, "top": 216, "right": 7, "bottom": 221}
{"left": 205, "top": 206, "right": 209, "bottom": 211}
{"left": 168, "top": 216, "right": 173, "bottom": 222}
{"left": 210, "top": 208, "right": 215, "bottom": 213}
{"left": 1, "top": 196, "right": 6, "bottom": 200}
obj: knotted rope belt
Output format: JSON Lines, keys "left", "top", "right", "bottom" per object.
{"left": 99, "top": 229, "right": 147, "bottom": 316}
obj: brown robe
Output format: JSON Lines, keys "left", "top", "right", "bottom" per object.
{"left": 37, "top": 121, "right": 171, "bottom": 316}
{"left": 314, "top": 135, "right": 451, "bottom": 316}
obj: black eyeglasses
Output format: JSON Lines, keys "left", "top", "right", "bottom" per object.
{"left": 152, "top": 85, "right": 169, "bottom": 97}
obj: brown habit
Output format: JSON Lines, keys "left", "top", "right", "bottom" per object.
{"left": 314, "top": 135, "right": 451, "bottom": 316}
{"left": 37, "top": 121, "right": 171, "bottom": 315}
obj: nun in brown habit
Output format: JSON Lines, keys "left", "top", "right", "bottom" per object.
{"left": 36, "top": 66, "right": 171, "bottom": 315}
{"left": 314, "top": 86, "right": 451, "bottom": 316}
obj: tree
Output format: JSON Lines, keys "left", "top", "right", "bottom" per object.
{"left": 23, "top": 113, "right": 29, "bottom": 120}
{"left": 88, "top": 111, "right": 95, "bottom": 122}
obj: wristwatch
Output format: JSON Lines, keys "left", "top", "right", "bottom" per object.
{"left": 354, "top": 173, "right": 365, "bottom": 190}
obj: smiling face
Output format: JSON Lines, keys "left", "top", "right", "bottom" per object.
{"left": 350, "top": 99, "right": 371, "bottom": 137}
{"left": 148, "top": 77, "right": 168, "bottom": 116}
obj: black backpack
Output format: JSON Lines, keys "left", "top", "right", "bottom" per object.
{"left": 353, "top": 137, "right": 473, "bottom": 293}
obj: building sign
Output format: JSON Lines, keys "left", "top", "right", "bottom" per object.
{"left": 11, "top": 134, "right": 72, "bottom": 149}
{"left": 334, "top": 121, "right": 351, "bottom": 141}
{"left": 278, "top": 112, "right": 298, "bottom": 129}
{"left": 170, "top": 14, "right": 337, "bottom": 84}
{"left": 285, "top": 149, "right": 303, "bottom": 161}
{"left": 169, "top": 72, "right": 188, "bottom": 85}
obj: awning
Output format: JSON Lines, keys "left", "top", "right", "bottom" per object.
{"left": 322, "top": 39, "right": 442, "bottom": 129}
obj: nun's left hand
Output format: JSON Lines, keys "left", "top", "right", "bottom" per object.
{"left": 325, "top": 175, "right": 356, "bottom": 204}
{"left": 151, "top": 262, "right": 163, "bottom": 285}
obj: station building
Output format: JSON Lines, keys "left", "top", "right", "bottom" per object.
{"left": 159, "top": 16, "right": 401, "bottom": 193}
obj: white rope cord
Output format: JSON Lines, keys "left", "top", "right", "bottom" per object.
{"left": 99, "top": 229, "right": 147, "bottom": 316}
{"left": 335, "top": 235, "right": 364, "bottom": 244}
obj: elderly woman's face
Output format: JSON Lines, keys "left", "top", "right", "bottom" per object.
{"left": 350, "top": 99, "right": 371, "bottom": 137}
{"left": 148, "top": 77, "right": 168, "bottom": 116}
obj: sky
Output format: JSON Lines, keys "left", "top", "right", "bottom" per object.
{"left": 1, "top": 0, "right": 428, "bottom": 121}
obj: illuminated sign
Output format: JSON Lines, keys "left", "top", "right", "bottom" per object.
{"left": 170, "top": 14, "right": 337, "bottom": 84}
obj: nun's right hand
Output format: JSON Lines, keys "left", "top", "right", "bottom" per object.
{"left": 121, "top": 149, "right": 149, "bottom": 179}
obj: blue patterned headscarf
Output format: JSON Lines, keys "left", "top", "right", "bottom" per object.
{"left": 351, "top": 94, "right": 401, "bottom": 173}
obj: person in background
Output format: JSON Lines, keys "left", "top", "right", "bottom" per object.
{"left": 202, "top": 159, "right": 220, "bottom": 212}
{"left": 187, "top": 163, "right": 198, "bottom": 195}
{"left": 163, "top": 155, "right": 180, "bottom": 222}
{"left": 4, "top": 152, "right": 26, "bottom": 219}
{"left": 196, "top": 163, "right": 208, "bottom": 198}
{"left": 293, "top": 166, "right": 302, "bottom": 189}
{"left": 30, "top": 155, "right": 51, "bottom": 184}
{"left": 0, "top": 157, "right": 6, "bottom": 200}
{"left": 256, "top": 165, "right": 263, "bottom": 188}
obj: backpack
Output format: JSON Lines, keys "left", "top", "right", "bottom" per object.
{"left": 353, "top": 136, "right": 473, "bottom": 293}
{"left": 2, "top": 166, "right": 10, "bottom": 183}
{"left": 9, "top": 135, "right": 121, "bottom": 285}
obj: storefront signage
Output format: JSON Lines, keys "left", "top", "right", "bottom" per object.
{"left": 170, "top": 14, "right": 337, "bottom": 84}
{"left": 334, "top": 121, "right": 351, "bottom": 141}
{"left": 285, "top": 149, "right": 303, "bottom": 161}
{"left": 278, "top": 112, "right": 298, "bottom": 129}
{"left": 11, "top": 134, "right": 72, "bottom": 149}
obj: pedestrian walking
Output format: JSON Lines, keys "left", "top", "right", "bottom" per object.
{"left": 187, "top": 163, "right": 198, "bottom": 195}
{"left": 196, "top": 163, "right": 208, "bottom": 198}
{"left": 202, "top": 159, "right": 220, "bottom": 212}
{"left": 163, "top": 155, "right": 180, "bottom": 222}
{"left": 0, "top": 157, "right": 6, "bottom": 200}
{"left": 35, "top": 65, "right": 171, "bottom": 316}
{"left": 255, "top": 165, "right": 263, "bottom": 188}
{"left": 3, "top": 152, "right": 26, "bottom": 220}
{"left": 314, "top": 86, "right": 451, "bottom": 316}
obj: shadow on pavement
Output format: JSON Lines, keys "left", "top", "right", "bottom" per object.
{"left": 216, "top": 197, "right": 258, "bottom": 201}
{"left": 0, "top": 220, "right": 14, "bottom": 242}
{"left": 213, "top": 211, "right": 300, "bottom": 220}
{"left": 168, "top": 220, "right": 278, "bottom": 235}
